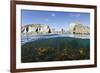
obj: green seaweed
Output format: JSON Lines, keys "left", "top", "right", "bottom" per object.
{"left": 21, "top": 37, "right": 90, "bottom": 63}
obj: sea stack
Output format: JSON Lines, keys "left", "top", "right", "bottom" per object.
{"left": 67, "top": 22, "right": 90, "bottom": 34}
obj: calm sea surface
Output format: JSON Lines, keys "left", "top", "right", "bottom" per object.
{"left": 21, "top": 34, "right": 90, "bottom": 45}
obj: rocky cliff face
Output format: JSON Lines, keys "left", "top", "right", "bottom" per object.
{"left": 21, "top": 24, "right": 52, "bottom": 34}
{"left": 67, "top": 22, "right": 90, "bottom": 34}
{"left": 21, "top": 22, "right": 90, "bottom": 35}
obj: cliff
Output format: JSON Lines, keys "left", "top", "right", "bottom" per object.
{"left": 67, "top": 22, "right": 90, "bottom": 34}
{"left": 21, "top": 22, "right": 90, "bottom": 35}
{"left": 21, "top": 24, "right": 53, "bottom": 34}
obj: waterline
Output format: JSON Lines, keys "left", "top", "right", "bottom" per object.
{"left": 21, "top": 34, "right": 90, "bottom": 45}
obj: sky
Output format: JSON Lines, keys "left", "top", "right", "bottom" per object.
{"left": 21, "top": 9, "right": 90, "bottom": 31}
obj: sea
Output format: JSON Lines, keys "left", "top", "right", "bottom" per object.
{"left": 21, "top": 34, "right": 90, "bottom": 45}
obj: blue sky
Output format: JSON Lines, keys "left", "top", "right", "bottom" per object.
{"left": 21, "top": 10, "right": 90, "bottom": 31}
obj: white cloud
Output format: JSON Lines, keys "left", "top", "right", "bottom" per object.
{"left": 71, "top": 14, "right": 81, "bottom": 18}
{"left": 51, "top": 13, "right": 56, "bottom": 16}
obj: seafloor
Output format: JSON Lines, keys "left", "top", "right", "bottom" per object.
{"left": 21, "top": 36, "right": 90, "bottom": 63}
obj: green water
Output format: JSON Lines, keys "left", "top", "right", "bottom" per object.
{"left": 21, "top": 37, "right": 90, "bottom": 63}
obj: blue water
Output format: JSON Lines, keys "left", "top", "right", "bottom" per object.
{"left": 21, "top": 35, "right": 90, "bottom": 62}
{"left": 21, "top": 34, "right": 90, "bottom": 45}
